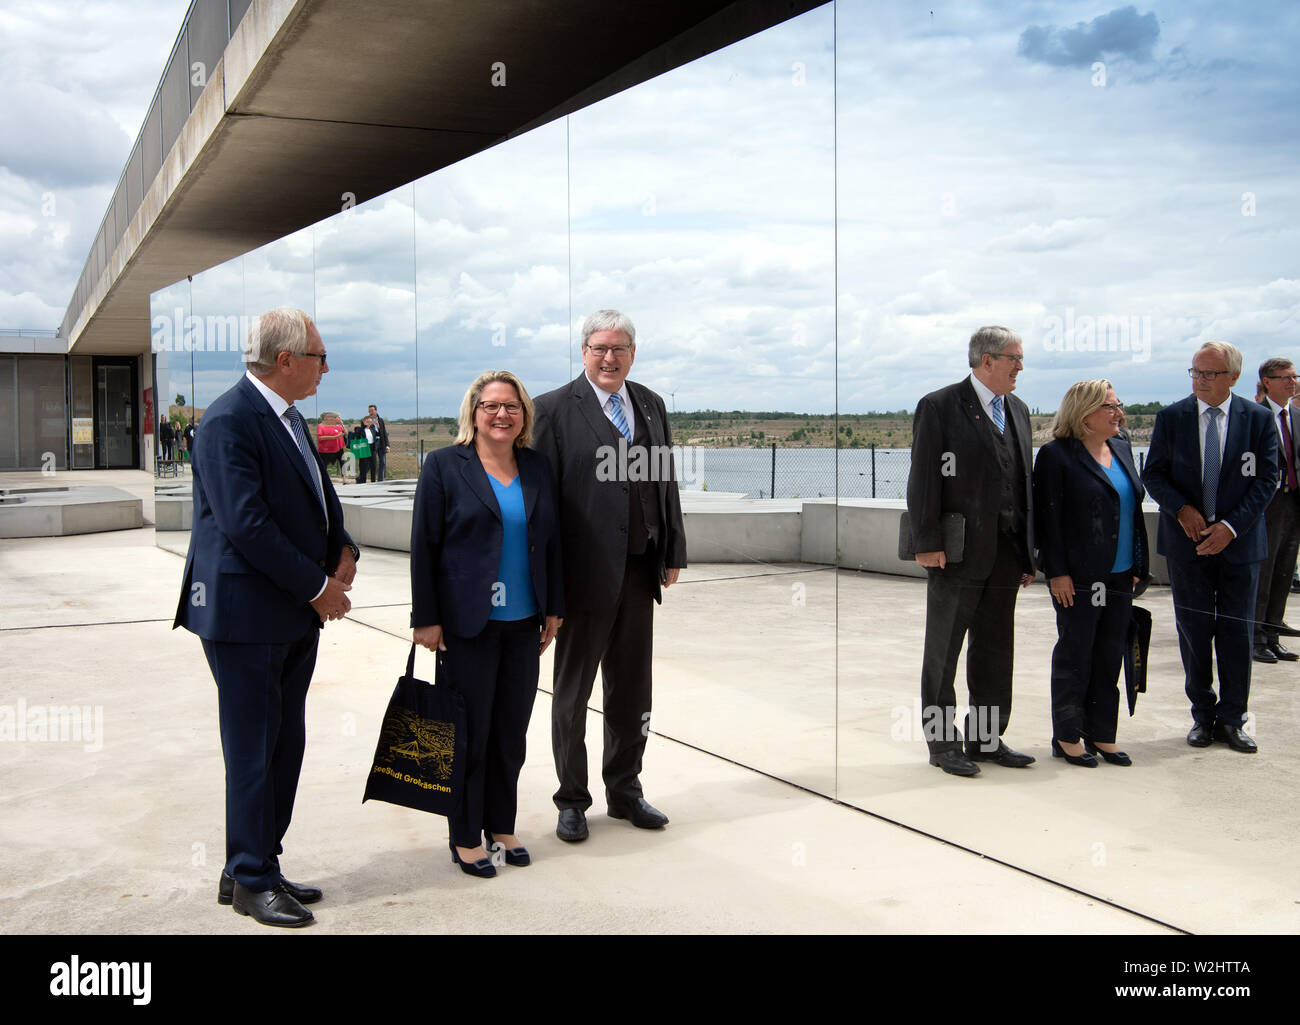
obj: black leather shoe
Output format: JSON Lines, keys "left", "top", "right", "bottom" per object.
{"left": 1268, "top": 641, "right": 1299, "bottom": 661}
{"left": 966, "top": 740, "right": 1035, "bottom": 767}
{"left": 485, "top": 831, "right": 530, "bottom": 867}
{"left": 448, "top": 838, "right": 496, "bottom": 878}
{"left": 231, "top": 882, "right": 314, "bottom": 928}
{"left": 1051, "top": 738, "right": 1098, "bottom": 767}
{"left": 1213, "top": 723, "right": 1258, "bottom": 753}
{"left": 1265, "top": 620, "right": 1300, "bottom": 637}
{"left": 1253, "top": 643, "right": 1278, "bottom": 664}
{"left": 1083, "top": 739, "right": 1132, "bottom": 766}
{"left": 219, "top": 872, "right": 321, "bottom": 906}
{"left": 928, "top": 750, "right": 980, "bottom": 777}
{"left": 556, "top": 808, "right": 588, "bottom": 842}
{"left": 608, "top": 798, "right": 669, "bottom": 829}
{"left": 1186, "top": 723, "right": 1213, "bottom": 747}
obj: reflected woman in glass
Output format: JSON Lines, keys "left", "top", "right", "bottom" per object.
{"left": 410, "top": 371, "right": 564, "bottom": 877}
{"left": 1033, "top": 380, "right": 1148, "bottom": 767}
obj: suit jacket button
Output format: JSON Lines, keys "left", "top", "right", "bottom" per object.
{"left": 619, "top": 526, "right": 627, "bottom": 533}
{"left": 529, "top": 545, "right": 535, "bottom": 553}
{"left": 318, "top": 560, "right": 326, "bottom": 569}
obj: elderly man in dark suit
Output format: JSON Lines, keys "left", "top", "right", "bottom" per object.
{"left": 906, "top": 326, "right": 1037, "bottom": 777}
{"left": 1143, "top": 342, "right": 1276, "bottom": 753}
{"left": 1252, "top": 357, "right": 1300, "bottom": 663}
{"left": 174, "top": 307, "right": 358, "bottom": 927}
{"left": 532, "top": 310, "right": 687, "bottom": 841}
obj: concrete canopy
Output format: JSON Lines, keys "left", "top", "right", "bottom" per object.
{"left": 65, "top": 0, "right": 825, "bottom": 355}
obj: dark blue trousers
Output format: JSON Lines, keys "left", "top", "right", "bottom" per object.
{"left": 442, "top": 618, "right": 540, "bottom": 848}
{"left": 1166, "top": 555, "right": 1258, "bottom": 729}
{"left": 1050, "top": 571, "right": 1133, "bottom": 744}
{"left": 201, "top": 630, "right": 318, "bottom": 892}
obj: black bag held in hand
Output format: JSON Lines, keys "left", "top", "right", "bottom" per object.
{"left": 363, "top": 643, "right": 466, "bottom": 816}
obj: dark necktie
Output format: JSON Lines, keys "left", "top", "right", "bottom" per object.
{"left": 284, "top": 405, "right": 327, "bottom": 520}
{"left": 1203, "top": 407, "right": 1222, "bottom": 521}
{"left": 1280, "top": 409, "right": 1297, "bottom": 491}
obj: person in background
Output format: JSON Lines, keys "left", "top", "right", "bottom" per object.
{"left": 182, "top": 419, "right": 196, "bottom": 461}
{"left": 316, "top": 412, "right": 347, "bottom": 479}
{"left": 368, "top": 404, "right": 391, "bottom": 481}
{"left": 411, "top": 370, "right": 563, "bottom": 878}
{"left": 1033, "top": 380, "right": 1148, "bottom": 767}
{"left": 350, "top": 416, "right": 377, "bottom": 484}
{"left": 1252, "top": 357, "right": 1300, "bottom": 663}
{"left": 159, "top": 414, "right": 176, "bottom": 461}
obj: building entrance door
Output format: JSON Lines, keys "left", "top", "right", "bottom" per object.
{"left": 94, "top": 359, "right": 138, "bottom": 469}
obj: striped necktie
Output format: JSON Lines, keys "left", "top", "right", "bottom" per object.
{"left": 991, "top": 395, "right": 1005, "bottom": 435}
{"left": 284, "top": 405, "right": 328, "bottom": 520}
{"left": 1203, "top": 406, "right": 1222, "bottom": 521}
{"left": 608, "top": 393, "right": 633, "bottom": 442}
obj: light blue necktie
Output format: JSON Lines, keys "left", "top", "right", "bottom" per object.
{"left": 1203, "top": 406, "right": 1222, "bottom": 521}
{"left": 285, "top": 405, "right": 328, "bottom": 520}
{"left": 608, "top": 393, "right": 633, "bottom": 442}
{"left": 991, "top": 395, "right": 1005, "bottom": 435}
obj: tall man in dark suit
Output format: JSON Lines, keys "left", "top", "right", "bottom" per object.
{"left": 533, "top": 310, "right": 688, "bottom": 841}
{"left": 1252, "top": 357, "right": 1300, "bottom": 663}
{"left": 1142, "top": 342, "right": 1276, "bottom": 753}
{"left": 174, "top": 307, "right": 358, "bottom": 927}
{"left": 906, "top": 326, "right": 1037, "bottom": 777}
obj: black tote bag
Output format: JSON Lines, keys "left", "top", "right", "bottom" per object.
{"left": 363, "top": 644, "right": 466, "bottom": 816}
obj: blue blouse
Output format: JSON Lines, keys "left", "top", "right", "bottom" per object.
{"left": 488, "top": 474, "right": 538, "bottom": 621}
{"left": 1102, "top": 459, "right": 1136, "bottom": 574}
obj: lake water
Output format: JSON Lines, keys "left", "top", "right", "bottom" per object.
{"left": 674, "top": 446, "right": 1151, "bottom": 500}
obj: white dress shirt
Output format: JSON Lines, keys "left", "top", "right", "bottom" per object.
{"left": 969, "top": 373, "right": 1005, "bottom": 429}
{"left": 245, "top": 371, "right": 329, "bottom": 598}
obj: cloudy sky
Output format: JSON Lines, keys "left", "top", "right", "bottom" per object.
{"left": 3, "top": 0, "right": 1298, "bottom": 418}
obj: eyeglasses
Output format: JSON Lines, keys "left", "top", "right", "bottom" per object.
{"left": 586, "top": 344, "right": 632, "bottom": 359}
{"left": 296, "top": 351, "right": 327, "bottom": 364}
{"left": 1188, "top": 368, "right": 1231, "bottom": 380}
{"left": 989, "top": 353, "right": 1024, "bottom": 367}
{"left": 1099, "top": 402, "right": 1125, "bottom": 414}
{"left": 478, "top": 401, "right": 523, "bottom": 416}
{"left": 1266, "top": 374, "right": 1300, "bottom": 383}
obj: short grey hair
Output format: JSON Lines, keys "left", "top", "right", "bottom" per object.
{"left": 582, "top": 309, "right": 637, "bottom": 348}
{"left": 1194, "top": 341, "right": 1241, "bottom": 376}
{"left": 968, "top": 325, "right": 1022, "bottom": 368}
{"left": 245, "top": 307, "right": 313, "bottom": 374}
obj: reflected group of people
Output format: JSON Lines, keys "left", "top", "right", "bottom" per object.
{"left": 908, "top": 329, "right": 1277, "bottom": 777}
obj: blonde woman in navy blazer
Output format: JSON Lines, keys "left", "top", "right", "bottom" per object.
{"left": 1033, "top": 380, "right": 1149, "bottom": 767}
{"left": 411, "top": 370, "right": 564, "bottom": 877}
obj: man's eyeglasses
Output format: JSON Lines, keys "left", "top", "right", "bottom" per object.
{"left": 478, "top": 401, "right": 523, "bottom": 416}
{"left": 1188, "top": 368, "right": 1231, "bottom": 380}
{"left": 586, "top": 344, "right": 632, "bottom": 359}
{"left": 296, "top": 351, "right": 327, "bottom": 364}
{"left": 1266, "top": 374, "right": 1300, "bottom": 383}
{"left": 989, "top": 353, "right": 1024, "bottom": 367}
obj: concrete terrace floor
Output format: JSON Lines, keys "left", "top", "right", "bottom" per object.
{"left": 1, "top": 472, "right": 1297, "bottom": 934}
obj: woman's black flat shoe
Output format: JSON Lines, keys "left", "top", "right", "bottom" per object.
{"left": 448, "top": 838, "right": 496, "bottom": 878}
{"left": 1051, "top": 738, "right": 1098, "bottom": 767}
{"left": 1084, "top": 739, "right": 1132, "bottom": 766}
{"left": 485, "top": 830, "right": 531, "bottom": 867}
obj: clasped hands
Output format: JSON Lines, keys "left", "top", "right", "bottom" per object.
{"left": 310, "top": 546, "right": 357, "bottom": 624}
{"left": 413, "top": 615, "right": 565, "bottom": 656}
{"left": 1176, "top": 504, "right": 1233, "bottom": 556}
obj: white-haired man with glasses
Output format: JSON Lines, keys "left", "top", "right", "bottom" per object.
{"left": 906, "top": 326, "right": 1038, "bottom": 777}
{"left": 1142, "top": 342, "right": 1277, "bottom": 753}
{"left": 532, "top": 310, "right": 687, "bottom": 841}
